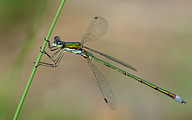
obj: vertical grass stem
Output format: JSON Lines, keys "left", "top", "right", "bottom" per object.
{"left": 13, "top": 0, "right": 66, "bottom": 119}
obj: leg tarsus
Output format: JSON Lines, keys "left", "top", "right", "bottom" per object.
{"left": 44, "top": 38, "right": 50, "bottom": 42}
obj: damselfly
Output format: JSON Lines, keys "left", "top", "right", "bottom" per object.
{"left": 38, "top": 17, "right": 186, "bottom": 110}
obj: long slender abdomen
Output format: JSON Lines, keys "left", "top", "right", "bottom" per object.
{"left": 86, "top": 53, "right": 186, "bottom": 104}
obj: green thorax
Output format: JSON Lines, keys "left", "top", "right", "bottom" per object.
{"left": 64, "top": 42, "right": 82, "bottom": 50}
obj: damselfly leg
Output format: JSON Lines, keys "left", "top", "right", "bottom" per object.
{"left": 38, "top": 39, "right": 65, "bottom": 67}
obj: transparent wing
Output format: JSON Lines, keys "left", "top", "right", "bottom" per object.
{"left": 81, "top": 17, "right": 108, "bottom": 44}
{"left": 87, "top": 58, "right": 116, "bottom": 110}
{"left": 84, "top": 46, "right": 137, "bottom": 71}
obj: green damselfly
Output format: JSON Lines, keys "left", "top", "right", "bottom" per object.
{"left": 38, "top": 17, "right": 186, "bottom": 110}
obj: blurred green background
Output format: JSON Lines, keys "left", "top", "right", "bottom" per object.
{"left": 0, "top": 0, "right": 191, "bottom": 120}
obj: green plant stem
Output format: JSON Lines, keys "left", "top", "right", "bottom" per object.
{"left": 13, "top": 0, "right": 66, "bottom": 120}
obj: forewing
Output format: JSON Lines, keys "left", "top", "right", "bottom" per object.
{"left": 81, "top": 17, "right": 108, "bottom": 44}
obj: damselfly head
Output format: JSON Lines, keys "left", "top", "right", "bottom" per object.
{"left": 53, "top": 36, "right": 63, "bottom": 47}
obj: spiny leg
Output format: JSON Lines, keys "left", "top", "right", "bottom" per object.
{"left": 42, "top": 48, "right": 63, "bottom": 62}
{"left": 38, "top": 51, "right": 65, "bottom": 67}
{"left": 37, "top": 37, "right": 64, "bottom": 67}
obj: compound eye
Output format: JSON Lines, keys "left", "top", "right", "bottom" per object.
{"left": 57, "top": 41, "right": 61, "bottom": 45}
